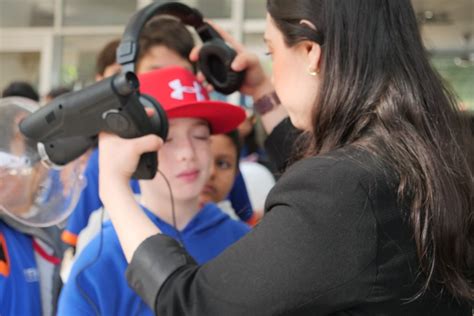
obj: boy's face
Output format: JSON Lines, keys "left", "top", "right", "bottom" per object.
{"left": 137, "top": 45, "right": 192, "bottom": 74}
{"left": 0, "top": 98, "right": 85, "bottom": 226}
{"left": 0, "top": 163, "right": 47, "bottom": 217}
{"left": 155, "top": 118, "right": 212, "bottom": 202}
{"left": 0, "top": 112, "right": 42, "bottom": 217}
{"left": 200, "top": 134, "right": 238, "bottom": 204}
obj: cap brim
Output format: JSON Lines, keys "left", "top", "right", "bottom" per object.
{"left": 166, "top": 101, "right": 246, "bottom": 134}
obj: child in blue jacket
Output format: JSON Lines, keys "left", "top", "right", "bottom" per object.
{"left": 0, "top": 96, "right": 83, "bottom": 315}
{"left": 57, "top": 66, "right": 250, "bottom": 315}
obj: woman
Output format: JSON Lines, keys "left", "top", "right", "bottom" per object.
{"left": 97, "top": 0, "right": 473, "bottom": 314}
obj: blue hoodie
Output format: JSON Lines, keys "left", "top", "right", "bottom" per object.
{"left": 58, "top": 203, "right": 250, "bottom": 315}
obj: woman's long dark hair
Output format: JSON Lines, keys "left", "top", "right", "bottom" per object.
{"left": 267, "top": 0, "right": 473, "bottom": 301}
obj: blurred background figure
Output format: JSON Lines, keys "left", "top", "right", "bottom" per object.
{"left": 2, "top": 81, "right": 39, "bottom": 102}
{"left": 0, "top": 97, "right": 84, "bottom": 316}
{"left": 200, "top": 132, "right": 241, "bottom": 217}
{"left": 200, "top": 130, "right": 271, "bottom": 224}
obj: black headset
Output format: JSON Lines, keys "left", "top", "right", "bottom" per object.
{"left": 117, "top": 1, "right": 245, "bottom": 95}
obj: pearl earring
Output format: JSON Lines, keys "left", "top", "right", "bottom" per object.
{"left": 307, "top": 66, "right": 318, "bottom": 76}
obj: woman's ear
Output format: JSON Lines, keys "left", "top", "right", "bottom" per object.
{"left": 307, "top": 41, "right": 322, "bottom": 75}
{"left": 300, "top": 19, "right": 322, "bottom": 74}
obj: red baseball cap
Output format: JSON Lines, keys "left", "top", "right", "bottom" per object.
{"left": 138, "top": 66, "right": 245, "bottom": 134}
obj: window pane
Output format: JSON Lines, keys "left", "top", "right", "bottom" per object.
{"left": 63, "top": 0, "right": 136, "bottom": 26}
{"left": 244, "top": 0, "right": 265, "bottom": 19}
{"left": 0, "top": 52, "right": 41, "bottom": 92}
{"left": 61, "top": 35, "right": 120, "bottom": 87}
{"left": 0, "top": 0, "right": 54, "bottom": 27}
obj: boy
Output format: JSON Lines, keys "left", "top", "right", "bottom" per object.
{"left": 61, "top": 16, "right": 195, "bottom": 250}
{"left": 57, "top": 66, "right": 249, "bottom": 315}
{"left": 0, "top": 97, "right": 83, "bottom": 315}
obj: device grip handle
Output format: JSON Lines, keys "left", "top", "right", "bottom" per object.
{"left": 40, "top": 137, "right": 95, "bottom": 166}
{"left": 132, "top": 152, "right": 157, "bottom": 179}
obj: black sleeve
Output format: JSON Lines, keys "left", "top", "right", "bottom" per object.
{"left": 125, "top": 234, "right": 197, "bottom": 310}
{"left": 126, "top": 157, "right": 378, "bottom": 316}
{"left": 263, "top": 118, "right": 301, "bottom": 174}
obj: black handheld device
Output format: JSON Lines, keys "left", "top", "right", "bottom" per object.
{"left": 20, "top": 72, "right": 168, "bottom": 179}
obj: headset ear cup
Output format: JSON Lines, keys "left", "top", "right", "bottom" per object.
{"left": 198, "top": 40, "right": 245, "bottom": 95}
{"left": 222, "top": 71, "right": 244, "bottom": 94}
{"left": 139, "top": 94, "right": 169, "bottom": 141}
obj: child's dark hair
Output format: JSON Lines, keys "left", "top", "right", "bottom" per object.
{"left": 138, "top": 16, "right": 195, "bottom": 68}
{"left": 95, "top": 39, "right": 121, "bottom": 76}
{"left": 2, "top": 81, "right": 39, "bottom": 102}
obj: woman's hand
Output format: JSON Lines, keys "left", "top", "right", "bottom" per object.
{"left": 97, "top": 131, "right": 164, "bottom": 262}
{"left": 190, "top": 20, "right": 274, "bottom": 100}
{"left": 98, "top": 132, "right": 163, "bottom": 201}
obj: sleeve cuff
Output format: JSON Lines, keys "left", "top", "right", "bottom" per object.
{"left": 264, "top": 118, "right": 300, "bottom": 173}
{"left": 125, "top": 234, "right": 196, "bottom": 311}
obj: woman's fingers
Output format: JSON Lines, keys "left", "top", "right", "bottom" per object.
{"left": 131, "top": 134, "right": 164, "bottom": 154}
{"left": 231, "top": 52, "right": 257, "bottom": 72}
{"left": 98, "top": 132, "right": 164, "bottom": 180}
{"left": 144, "top": 107, "right": 155, "bottom": 117}
{"left": 190, "top": 45, "right": 201, "bottom": 62}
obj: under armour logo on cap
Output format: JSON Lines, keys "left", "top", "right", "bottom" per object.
{"left": 169, "top": 79, "right": 205, "bottom": 101}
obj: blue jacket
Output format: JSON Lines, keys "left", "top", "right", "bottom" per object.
{"left": 0, "top": 221, "right": 41, "bottom": 316}
{"left": 58, "top": 203, "right": 250, "bottom": 315}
